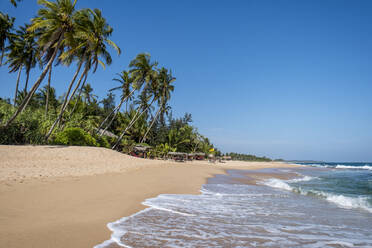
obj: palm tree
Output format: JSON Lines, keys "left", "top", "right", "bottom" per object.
{"left": 141, "top": 68, "right": 175, "bottom": 143}
{"left": 37, "top": 85, "right": 58, "bottom": 111}
{"left": 111, "top": 54, "right": 159, "bottom": 149}
{"left": 112, "top": 73, "right": 160, "bottom": 150}
{"left": 97, "top": 70, "right": 136, "bottom": 136}
{"left": 44, "top": 7, "right": 120, "bottom": 139}
{"left": 0, "top": 12, "right": 15, "bottom": 66}
{"left": 3, "top": 0, "right": 78, "bottom": 127}
{"left": 6, "top": 38, "right": 23, "bottom": 106}
{"left": 129, "top": 53, "right": 158, "bottom": 97}
{"left": 81, "top": 83, "right": 96, "bottom": 104}
{"left": 10, "top": 0, "right": 22, "bottom": 7}
{"left": 45, "top": 64, "right": 52, "bottom": 116}
{"left": 6, "top": 24, "right": 39, "bottom": 105}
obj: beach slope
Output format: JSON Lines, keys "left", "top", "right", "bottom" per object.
{"left": 0, "top": 145, "right": 296, "bottom": 247}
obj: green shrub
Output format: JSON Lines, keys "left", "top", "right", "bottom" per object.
{"left": 53, "top": 127, "right": 97, "bottom": 146}
{"left": 0, "top": 102, "right": 47, "bottom": 144}
{"left": 94, "top": 135, "right": 110, "bottom": 148}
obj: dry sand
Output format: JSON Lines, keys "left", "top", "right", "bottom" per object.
{"left": 0, "top": 145, "right": 298, "bottom": 248}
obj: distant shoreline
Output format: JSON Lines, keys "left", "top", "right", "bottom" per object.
{"left": 0, "top": 145, "right": 299, "bottom": 248}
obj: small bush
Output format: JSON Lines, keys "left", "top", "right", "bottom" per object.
{"left": 94, "top": 135, "right": 110, "bottom": 148}
{"left": 53, "top": 127, "right": 97, "bottom": 146}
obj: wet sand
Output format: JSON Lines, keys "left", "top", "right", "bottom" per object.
{"left": 0, "top": 145, "right": 298, "bottom": 248}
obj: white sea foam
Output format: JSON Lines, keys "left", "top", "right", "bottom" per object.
{"left": 95, "top": 172, "right": 372, "bottom": 248}
{"left": 261, "top": 178, "right": 293, "bottom": 191}
{"left": 335, "top": 165, "right": 372, "bottom": 170}
{"left": 261, "top": 178, "right": 372, "bottom": 213}
{"left": 94, "top": 208, "right": 152, "bottom": 248}
{"left": 288, "top": 175, "right": 316, "bottom": 183}
{"left": 322, "top": 193, "right": 372, "bottom": 213}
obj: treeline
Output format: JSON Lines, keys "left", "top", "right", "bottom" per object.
{"left": 225, "top": 152, "right": 272, "bottom": 162}
{"left": 0, "top": 90, "right": 218, "bottom": 157}
{"left": 0, "top": 0, "right": 269, "bottom": 161}
{"left": 0, "top": 0, "right": 220, "bottom": 157}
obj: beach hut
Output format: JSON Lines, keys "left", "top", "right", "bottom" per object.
{"left": 208, "top": 153, "right": 216, "bottom": 163}
{"left": 193, "top": 152, "right": 205, "bottom": 160}
{"left": 131, "top": 145, "right": 152, "bottom": 158}
{"left": 168, "top": 152, "right": 187, "bottom": 162}
{"left": 222, "top": 155, "right": 232, "bottom": 161}
{"left": 187, "top": 153, "right": 194, "bottom": 161}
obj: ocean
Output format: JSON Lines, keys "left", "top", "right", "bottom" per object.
{"left": 96, "top": 162, "right": 372, "bottom": 248}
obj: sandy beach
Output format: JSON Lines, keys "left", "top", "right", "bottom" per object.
{"left": 0, "top": 145, "right": 298, "bottom": 248}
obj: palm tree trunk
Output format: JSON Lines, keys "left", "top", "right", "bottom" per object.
{"left": 14, "top": 65, "right": 22, "bottom": 106}
{"left": 45, "top": 61, "right": 86, "bottom": 140}
{"left": 3, "top": 36, "right": 63, "bottom": 128}
{"left": 97, "top": 88, "right": 136, "bottom": 134}
{"left": 99, "top": 98, "right": 124, "bottom": 137}
{"left": 45, "top": 65, "right": 52, "bottom": 116}
{"left": 96, "top": 101, "right": 120, "bottom": 133}
{"left": 24, "top": 68, "right": 30, "bottom": 93}
{"left": 141, "top": 107, "right": 161, "bottom": 143}
{"left": 112, "top": 98, "right": 155, "bottom": 150}
{"left": 0, "top": 47, "right": 4, "bottom": 66}
{"left": 61, "top": 60, "right": 83, "bottom": 110}
{"left": 112, "top": 108, "right": 141, "bottom": 150}
{"left": 70, "top": 71, "right": 88, "bottom": 115}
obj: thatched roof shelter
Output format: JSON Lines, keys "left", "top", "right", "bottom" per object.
{"left": 168, "top": 152, "right": 187, "bottom": 156}
{"left": 133, "top": 145, "right": 152, "bottom": 152}
{"left": 193, "top": 152, "right": 205, "bottom": 156}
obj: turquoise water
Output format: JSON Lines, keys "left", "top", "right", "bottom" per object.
{"left": 96, "top": 164, "right": 372, "bottom": 248}
{"left": 285, "top": 162, "right": 372, "bottom": 212}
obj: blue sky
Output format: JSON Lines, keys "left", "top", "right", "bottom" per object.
{"left": 1, "top": 0, "right": 371, "bottom": 161}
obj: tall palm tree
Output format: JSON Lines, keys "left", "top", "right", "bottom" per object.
{"left": 129, "top": 53, "right": 158, "bottom": 96}
{"left": 6, "top": 37, "right": 23, "bottom": 106}
{"left": 112, "top": 72, "right": 160, "bottom": 150}
{"left": 141, "top": 67, "right": 175, "bottom": 143}
{"left": 98, "top": 70, "right": 136, "bottom": 136}
{"left": 45, "top": 64, "right": 52, "bottom": 116}
{"left": 45, "top": 7, "right": 120, "bottom": 139}
{"left": 111, "top": 54, "right": 158, "bottom": 149}
{"left": 37, "top": 85, "right": 58, "bottom": 111}
{"left": 6, "top": 24, "right": 39, "bottom": 104}
{"left": 0, "top": 12, "right": 15, "bottom": 66}
{"left": 3, "top": 0, "right": 78, "bottom": 127}
{"left": 81, "top": 83, "right": 96, "bottom": 104}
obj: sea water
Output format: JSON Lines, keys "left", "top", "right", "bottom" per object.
{"left": 96, "top": 163, "right": 372, "bottom": 248}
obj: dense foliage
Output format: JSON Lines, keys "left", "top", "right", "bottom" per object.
{"left": 0, "top": 0, "right": 271, "bottom": 161}
{"left": 225, "top": 152, "right": 272, "bottom": 162}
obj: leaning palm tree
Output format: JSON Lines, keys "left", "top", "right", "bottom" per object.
{"left": 140, "top": 67, "right": 175, "bottom": 143}
{"left": 112, "top": 72, "right": 160, "bottom": 150}
{"left": 45, "top": 64, "right": 52, "bottom": 115}
{"left": 3, "top": 0, "right": 78, "bottom": 128}
{"left": 97, "top": 53, "right": 157, "bottom": 136}
{"left": 97, "top": 70, "right": 136, "bottom": 136}
{"left": 0, "top": 12, "right": 15, "bottom": 66}
{"left": 6, "top": 24, "right": 39, "bottom": 105}
{"left": 129, "top": 53, "right": 158, "bottom": 96}
{"left": 44, "top": 7, "right": 120, "bottom": 139}
{"left": 6, "top": 34, "right": 24, "bottom": 106}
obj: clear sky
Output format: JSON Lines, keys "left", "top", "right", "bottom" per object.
{"left": 1, "top": 0, "right": 371, "bottom": 161}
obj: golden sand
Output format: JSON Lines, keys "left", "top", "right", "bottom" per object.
{"left": 0, "top": 145, "right": 298, "bottom": 247}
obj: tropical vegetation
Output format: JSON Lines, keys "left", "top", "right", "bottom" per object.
{"left": 0, "top": 0, "right": 271, "bottom": 161}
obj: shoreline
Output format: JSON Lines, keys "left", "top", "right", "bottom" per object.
{"left": 0, "top": 145, "right": 298, "bottom": 248}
